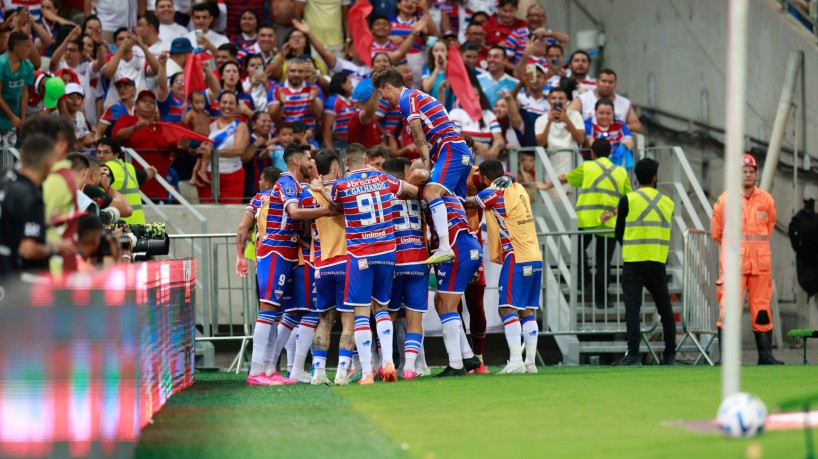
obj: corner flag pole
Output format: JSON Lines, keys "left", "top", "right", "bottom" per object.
{"left": 722, "top": 0, "right": 749, "bottom": 400}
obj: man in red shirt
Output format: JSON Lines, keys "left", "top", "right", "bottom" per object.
{"left": 112, "top": 90, "right": 172, "bottom": 201}
{"left": 346, "top": 78, "right": 383, "bottom": 148}
{"left": 482, "top": 0, "right": 526, "bottom": 48}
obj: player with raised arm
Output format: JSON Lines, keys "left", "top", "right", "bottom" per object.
{"left": 373, "top": 66, "right": 474, "bottom": 265}
{"left": 235, "top": 144, "right": 332, "bottom": 386}
{"left": 301, "top": 150, "right": 354, "bottom": 385}
{"left": 466, "top": 160, "right": 543, "bottom": 374}
{"left": 382, "top": 158, "right": 431, "bottom": 380}
{"left": 329, "top": 143, "right": 421, "bottom": 384}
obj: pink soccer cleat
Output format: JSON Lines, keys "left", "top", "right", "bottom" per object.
{"left": 402, "top": 369, "right": 417, "bottom": 380}
{"left": 246, "top": 374, "right": 282, "bottom": 386}
{"left": 469, "top": 362, "right": 490, "bottom": 374}
{"left": 267, "top": 371, "right": 298, "bottom": 385}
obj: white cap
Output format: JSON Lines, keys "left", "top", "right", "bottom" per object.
{"left": 65, "top": 82, "right": 84, "bottom": 96}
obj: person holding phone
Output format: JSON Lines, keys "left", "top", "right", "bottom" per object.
{"left": 534, "top": 87, "right": 585, "bottom": 199}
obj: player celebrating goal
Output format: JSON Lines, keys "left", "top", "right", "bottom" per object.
{"left": 373, "top": 66, "right": 474, "bottom": 265}
{"left": 328, "top": 143, "right": 421, "bottom": 384}
{"left": 466, "top": 160, "right": 543, "bottom": 374}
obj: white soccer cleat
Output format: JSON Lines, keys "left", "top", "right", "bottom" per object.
{"left": 334, "top": 370, "right": 351, "bottom": 386}
{"left": 415, "top": 365, "right": 431, "bottom": 377}
{"left": 290, "top": 372, "right": 312, "bottom": 384}
{"left": 311, "top": 372, "right": 332, "bottom": 386}
{"left": 525, "top": 363, "right": 538, "bottom": 374}
{"left": 498, "top": 360, "right": 527, "bottom": 375}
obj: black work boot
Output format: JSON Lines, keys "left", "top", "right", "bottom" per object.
{"left": 716, "top": 328, "right": 722, "bottom": 366}
{"left": 754, "top": 331, "right": 785, "bottom": 365}
{"left": 661, "top": 350, "right": 676, "bottom": 366}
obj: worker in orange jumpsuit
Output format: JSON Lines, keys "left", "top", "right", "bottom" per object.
{"left": 711, "top": 153, "right": 784, "bottom": 365}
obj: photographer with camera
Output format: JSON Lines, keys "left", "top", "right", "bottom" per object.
{"left": 0, "top": 134, "right": 75, "bottom": 281}
{"left": 95, "top": 138, "right": 156, "bottom": 225}
{"left": 82, "top": 156, "right": 133, "bottom": 221}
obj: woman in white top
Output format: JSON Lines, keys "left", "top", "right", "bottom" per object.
{"left": 198, "top": 91, "right": 249, "bottom": 204}
{"left": 448, "top": 84, "right": 504, "bottom": 160}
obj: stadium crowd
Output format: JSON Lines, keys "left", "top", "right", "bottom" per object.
{"left": 0, "top": 0, "right": 643, "bottom": 206}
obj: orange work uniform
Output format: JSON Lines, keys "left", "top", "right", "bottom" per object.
{"left": 711, "top": 186, "right": 776, "bottom": 332}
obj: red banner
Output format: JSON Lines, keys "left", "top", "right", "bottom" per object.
{"left": 446, "top": 42, "right": 482, "bottom": 122}
{"left": 349, "top": 1, "right": 374, "bottom": 68}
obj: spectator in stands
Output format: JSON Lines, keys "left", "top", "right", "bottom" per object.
{"left": 0, "top": 32, "right": 34, "bottom": 150}
{"left": 243, "top": 110, "right": 277, "bottom": 198}
{"left": 535, "top": 87, "right": 584, "bottom": 199}
{"left": 96, "top": 77, "right": 136, "bottom": 138}
{"left": 185, "top": 2, "right": 229, "bottom": 55}
{"left": 449, "top": 83, "right": 504, "bottom": 160}
{"left": 459, "top": 41, "right": 483, "bottom": 75}
{"left": 517, "top": 149, "right": 536, "bottom": 201}
{"left": 83, "top": 155, "right": 133, "bottom": 219}
{"left": 544, "top": 44, "right": 567, "bottom": 91}
{"left": 568, "top": 68, "right": 643, "bottom": 134}
{"left": 493, "top": 91, "right": 523, "bottom": 149}
{"left": 63, "top": 83, "right": 95, "bottom": 149}
{"left": 41, "top": 0, "right": 78, "bottom": 56}
{"left": 137, "top": 12, "right": 170, "bottom": 58}
{"left": 267, "top": 121, "right": 295, "bottom": 168}
{"left": 268, "top": 0, "right": 297, "bottom": 48}
{"left": 208, "top": 61, "right": 255, "bottom": 122}
{"left": 269, "top": 58, "right": 322, "bottom": 133}
{"left": 478, "top": 45, "right": 519, "bottom": 106}
{"left": 95, "top": 137, "right": 149, "bottom": 224}
{"left": 215, "top": 43, "right": 238, "bottom": 68}
{"left": 585, "top": 98, "right": 634, "bottom": 170}
{"left": 613, "top": 158, "right": 677, "bottom": 366}
{"left": 269, "top": 27, "right": 329, "bottom": 83}
{"left": 0, "top": 133, "right": 73, "bottom": 280}
{"left": 369, "top": 14, "right": 426, "bottom": 66}
{"left": 166, "top": 37, "right": 193, "bottom": 79}
{"left": 237, "top": 24, "right": 278, "bottom": 67}
{"left": 184, "top": 92, "right": 213, "bottom": 186}
{"left": 197, "top": 91, "right": 249, "bottom": 204}
{"left": 49, "top": 28, "right": 104, "bottom": 125}
{"left": 464, "top": 22, "right": 488, "bottom": 70}
{"left": 294, "top": 0, "right": 349, "bottom": 58}
{"left": 568, "top": 50, "right": 596, "bottom": 95}
{"left": 226, "top": 1, "right": 263, "bottom": 40}
{"left": 540, "top": 138, "right": 631, "bottom": 308}
{"left": 231, "top": 10, "right": 260, "bottom": 51}
{"left": 155, "top": 0, "right": 188, "bottom": 44}
{"left": 388, "top": 0, "right": 438, "bottom": 86}
{"left": 242, "top": 54, "right": 274, "bottom": 114}
{"left": 482, "top": 0, "right": 525, "bottom": 47}
{"left": 420, "top": 40, "right": 454, "bottom": 108}
{"left": 101, "top": 29, "right": 162, "bottom": 109}
{"left": 347, "top": 78, "right": 383, "bottom": 149}
{"left": 292, "top": 19, "right": 371, "bottom": 90}
{"left": 505, "top": 4, "right": 565, "bottom": 67}
{"left": 112, "top": 90, "right": 170, "bottom": 202}
{"left": 322, "top": 72, "right": 354, "bottom": 151}
{"left": 515, "top": 63, "right": 549, "bottom": 123}
{"left": 10, "top": 7, "right": 53, "bottom": 63}
{"left": 514, "top": 26, "right": 549, "bottom": 80}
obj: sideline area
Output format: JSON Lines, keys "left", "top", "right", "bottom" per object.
{"left": 136, "top": 367, "right": 813, "bottom": 459}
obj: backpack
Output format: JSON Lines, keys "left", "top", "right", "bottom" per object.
{"left": 789, "top": 200, "right": 818, "bottom": 262}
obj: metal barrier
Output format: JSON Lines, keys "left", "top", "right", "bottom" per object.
{"left": 678, "top": 230, "right": 720, "bottom": 365}
{"left": 168, "top": 233, "right": 255, "bottom": 373}
{"left": 1, "top": 147, "right": 18, "bottom": 170}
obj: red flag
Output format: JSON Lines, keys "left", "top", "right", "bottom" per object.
{"left": 184, "top": 52, "right": 213, "bottom": 102}
{"left": 130, "top": 122, "right": 213, "bottom": 147}
{"left": 446, "top": 43, "right": 482, "bottom": 122}
{"left": 349, "top": 1, "right": 374, "bottom": 68}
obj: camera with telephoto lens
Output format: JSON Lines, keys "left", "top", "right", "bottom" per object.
{"left": 129, "top": 222, "right": 170, "bottom": 261}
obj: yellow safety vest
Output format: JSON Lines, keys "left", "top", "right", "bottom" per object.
{"left": 575, "top": 157, "right": 629, "bottom": 232}
{"left": 622, "top": 187, "right": 674, "bottom": 263}
{"left": 106, "top": 159, "right": 146, "bottom": 225}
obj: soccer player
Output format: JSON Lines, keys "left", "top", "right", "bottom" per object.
{"left": 422, "top": 184, "right": 483, "bottom": 377}
{"left": 236, "top": 144, "right": 331, "bottom": 386}
{"left": 467, "top": 159, "right": 543, "bottom": 374}
{"left": 382, "top": 158, "right": 431, "bottom": 380}
{"left": 328, "top": 143, "right": 420, "bottom": 384}
{"left": 301, "top": 150, "right": 352, "bottom": 385}
{"left": 373, "top": 66, "right": 474, "bottom": 265}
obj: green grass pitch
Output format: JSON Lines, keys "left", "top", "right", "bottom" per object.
{"left": 136, "top": 366, "right": 815, "bottom": 458}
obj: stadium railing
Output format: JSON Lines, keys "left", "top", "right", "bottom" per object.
{"left": 168, "top": 233, "right": 256, "bottom": 373}
{"left": 679, "top": 229, "right": 720, "bottom": 365}
{"left": 778, "top": 0, "right": 818, "bottom": 36}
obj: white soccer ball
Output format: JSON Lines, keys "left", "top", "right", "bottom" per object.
{"left": 716, "top": 392, "right": 768, "bottom": 438}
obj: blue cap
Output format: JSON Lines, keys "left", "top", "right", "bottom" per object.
{"left": 170, "top": 37, "right": 194, "bottom": 54}
{"left": 352, "top": 77, "right": 374, "bottom": 103}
